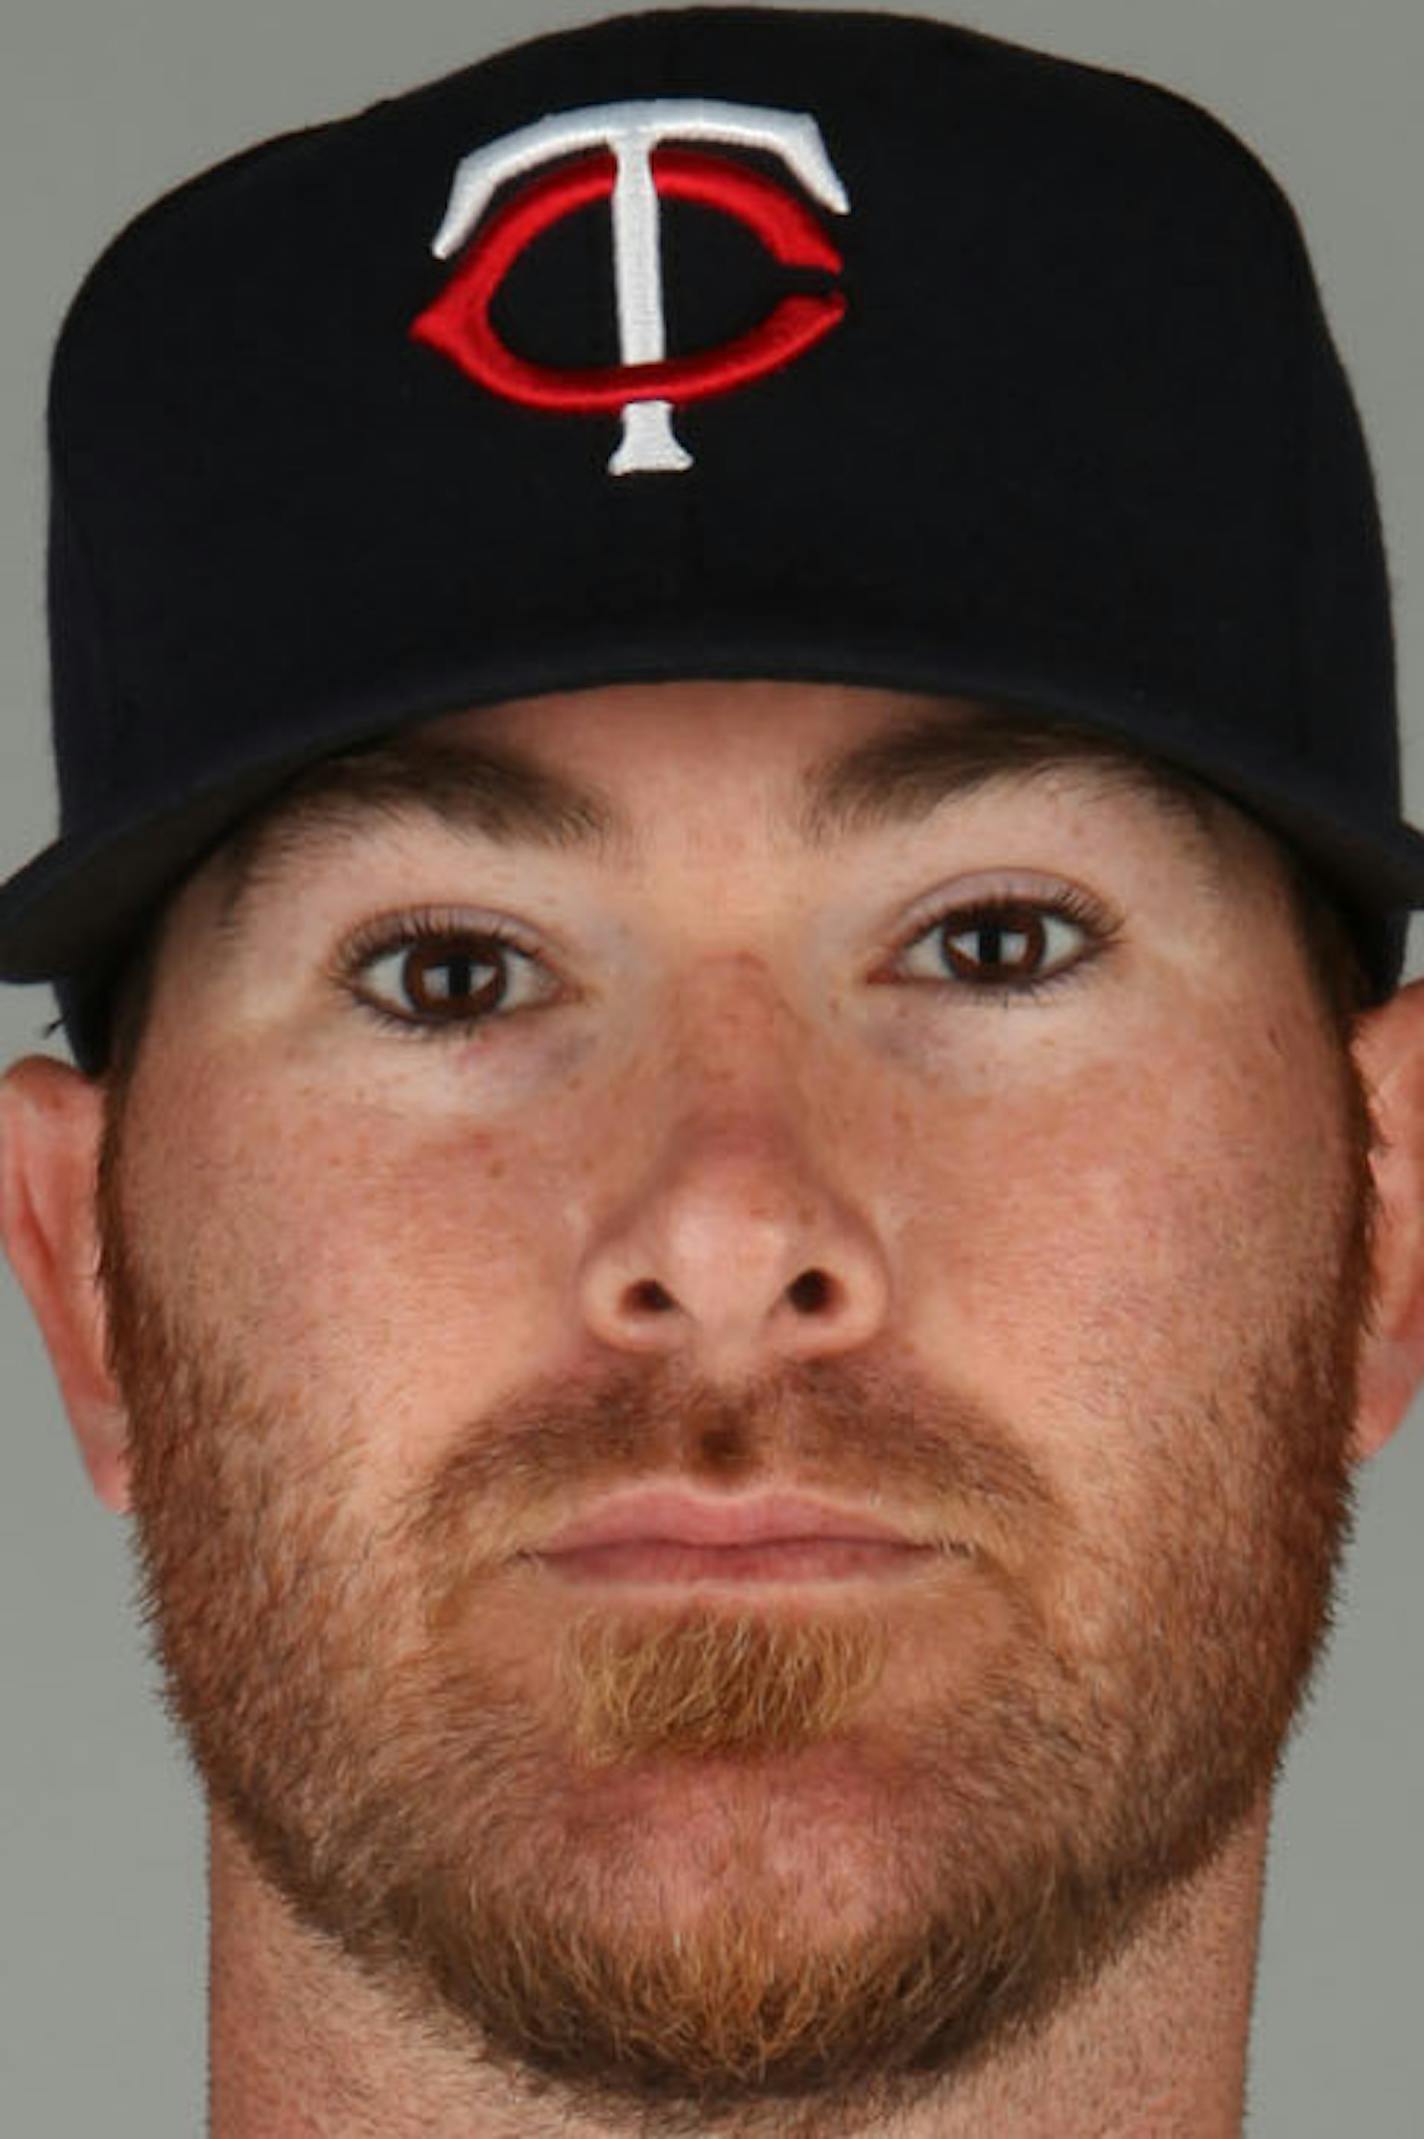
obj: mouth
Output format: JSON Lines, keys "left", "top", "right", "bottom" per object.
{"left": 539, "top": 1538, "right": 935, "bottom": 1584}
{"left": 533, "top": 1489, "right": 941, "bottom": 1587}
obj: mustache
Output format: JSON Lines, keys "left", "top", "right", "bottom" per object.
{"left": 401, "top": 1351, "right": 1066, "bottom": 1579}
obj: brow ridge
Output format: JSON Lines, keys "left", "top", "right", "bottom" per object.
{"left": 213, "top": 702, "right": 1223, "bottom": 938}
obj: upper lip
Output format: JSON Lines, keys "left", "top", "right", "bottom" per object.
{"left": 537, "top": 1490, "right": 922, "bottom": 1555}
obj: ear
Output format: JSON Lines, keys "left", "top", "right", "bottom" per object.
{"left": 0, "top": 1055, "right": 130, "bottom": 1512}
{"left": 1350, "top": 973, "right": 1424, "bottom": 1463}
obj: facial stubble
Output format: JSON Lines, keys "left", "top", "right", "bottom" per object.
{"left": 95, "top": 1057, "right": 1379, "bottom": 2139}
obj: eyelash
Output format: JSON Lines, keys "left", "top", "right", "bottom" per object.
{"left": 336, "top": 887, "right": 1117, "bottom": 1042}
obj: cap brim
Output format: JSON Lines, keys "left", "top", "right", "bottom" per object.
{"left": 5, "top": 644, "right": 1424, "bottom": 996}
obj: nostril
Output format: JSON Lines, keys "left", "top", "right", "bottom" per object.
{"left": 625, "top": 1271, "right": 832, "bottom": 1316}
{"left": 787, "top": 1269, "right": 831, "bottom": 1313}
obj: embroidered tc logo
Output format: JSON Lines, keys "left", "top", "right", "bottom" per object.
{"left": 411, "top": 99, "right": 851, "bottom": 475}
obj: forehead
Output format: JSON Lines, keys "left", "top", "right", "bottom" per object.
{"left": 206, "top": 680, "right": 1278, "bottom": 925}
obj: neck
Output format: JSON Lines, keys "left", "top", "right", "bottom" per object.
{"left": 207, "top": 1797, "right": 1270, "bottom": 2138}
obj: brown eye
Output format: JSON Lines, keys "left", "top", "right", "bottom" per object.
{"left": 352, "top": 928, "right": 549, "bottom": 1031}
{"left": 940, "top": 904, "right": 1052, "bottom": 982}
{"left": 896, "top": 893, "right": 1103, "bottom": 996}
{"left": 398, "top": 938, "right": 507, "bottom": 1017}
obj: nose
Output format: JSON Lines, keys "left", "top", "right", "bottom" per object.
{"left": 577, "top": 1120, "right": 892, "bottom": 1381}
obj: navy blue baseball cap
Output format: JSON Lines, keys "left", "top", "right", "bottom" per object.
{"left": 3, "top": 4, "right": 1423, "bottom": 1071}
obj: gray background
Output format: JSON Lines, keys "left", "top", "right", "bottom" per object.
{"left": 2, "top": 2, "right": 1421, "bottom": 2131}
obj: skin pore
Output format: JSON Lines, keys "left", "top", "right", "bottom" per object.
{"left": 7, "top": 679, "right": 1424, "bottom": 2139}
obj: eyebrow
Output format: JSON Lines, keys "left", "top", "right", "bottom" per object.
{"left": 214, "top": 699, "right": 1227, "bottom": 937}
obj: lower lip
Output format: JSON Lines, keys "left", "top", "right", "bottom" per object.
{"left": 537, "top": 1538, "right": 935, "bottom": 1585}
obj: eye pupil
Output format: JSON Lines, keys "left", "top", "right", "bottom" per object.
{"left": 407, "top": 941, "right": 503, "bottom": 1015}
{"left": 945, "top": 906, "right": 1045, "bottom": 979}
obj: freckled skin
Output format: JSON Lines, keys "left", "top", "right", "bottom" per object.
{"left": 90, "top": 684, "right": 1377, "bottom": 2138}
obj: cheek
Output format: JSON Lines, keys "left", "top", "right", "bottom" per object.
{"left": 887, "top": 1000, "right": 1358, "bottom": 1661}
{"left": 899, "top": 996, "right": 1355, "bottom": 1443}
{"left": 115, "top": 1055, "right": 572, "bottom": 1448}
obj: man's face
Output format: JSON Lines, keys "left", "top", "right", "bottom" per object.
{"left": 97, "top": 682, "right": 1374, "bottom": 2133}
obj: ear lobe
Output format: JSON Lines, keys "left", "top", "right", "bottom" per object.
{"left": 1349, "top": 973, "right": 1424, "bottom": 1464}
{"left": 0, "top": 1055, "right": 131, "bottom": 1513}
